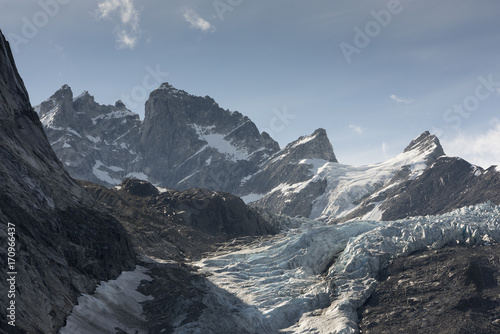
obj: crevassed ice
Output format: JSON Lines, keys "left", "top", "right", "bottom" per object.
{"left": 194, "top": 202, "right": 500, "bottom": 333}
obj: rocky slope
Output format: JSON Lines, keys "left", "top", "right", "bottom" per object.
{"left": 79, "top": 178, "right": 278, "bottom": 261}
{"left": 359, "top": 244, "right": 500, "bottom": 334}
{"left": 0, "top": 30, "right": 136, "bottom": 333}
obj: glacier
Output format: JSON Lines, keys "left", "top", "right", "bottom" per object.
{"left": 193, "top": 202, "right": 500, "bottom": 333}
{"left": 61, "top": 203, "right": 500, "bottom": 333}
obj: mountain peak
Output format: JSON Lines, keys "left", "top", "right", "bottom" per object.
{"left": 52, "top": 84, "right": 74, "bottom": 102}
{"left": 286, "top": 128, "right": 338, "bottom": 163}
{"left": 156, "top": 82, "right": 190, "bottom": 97}
{"left": 403, "top": 131, "right": 445, "bottom": 162}
{"left": 115, "top": 100, "right": 126, "bottom": 109}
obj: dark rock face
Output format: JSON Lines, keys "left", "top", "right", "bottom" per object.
{"left": 238, "top": 128, "right": 337, "bottom": 217}
{"left": 359, "top": 244, "right": 500, "bottom": 334}
{"left": 37, "top": 86, "right": 142, "bottom": 186}
{"left": 80, "top": 178, "right": 278, "bottom": 261}
{"left": 139, "top": 83, "right": 280, "bottom": 192}
{"left": 0, "top": 30, "right": 135, "bottom": 333}
{"left": 380, "top": 157, "right": 500, "bottom": 221}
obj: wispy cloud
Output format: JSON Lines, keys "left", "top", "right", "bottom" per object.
{"left": 182, "top": 8, "right": 215, "bottom": 32}
{"left": 442, "top": 118, "right": 500, "bottom": 168}
{"left": 349, "top": 124, "right": 363, "bottom": 135}
{"left": 95, "top": 0, "right": 141, "bottom": 49}
{"left": 390, "top": 94, "right": 414, "bottom": 104}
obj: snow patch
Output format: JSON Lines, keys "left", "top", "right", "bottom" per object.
{"left": 191, "top": 124, "right": 250, "bottom": 161}
{"left": 241, "top": 193, "right": 265, "bottom": 203}
{"left": 92, "top": 160, "right": 121, "bottom": 185}
{"left": 291, "top": 132, "right": 318, "bottom": 149}
{"left": 92, "top": 110, "right": 137, "bottom": 125}
{"left": 60, "top": 266, "right": 152, "bottom": 334}
{"left": 86, "top": 135, "right": 101, "bottom": 143}
{"left": 125, "top": 172, "right": 149, "bottom": 181}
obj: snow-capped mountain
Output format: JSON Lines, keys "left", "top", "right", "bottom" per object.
{"left": 36, "top": 85, "right": 142, "bottom": 185}
{"left": 36, "top": 83, "right": 279, "bottom": 192}
{"left": 37, "top": 84, "right": 500, "bottom": 224}
{"left": 138, "top": 83, "right": 279, "bottom": 191}
{"left": 240, "top": 130, "right": 443, "bottom": 218}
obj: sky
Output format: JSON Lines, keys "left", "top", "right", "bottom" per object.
{"left": 1, "top": 0, "right": 500, "bottom": 167}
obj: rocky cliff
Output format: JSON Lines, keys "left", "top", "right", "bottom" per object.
{"left": 37, "top": 83, "right": 279, "bottom": 193}
{"left": 0, "top": 30, "right": 135, "bottom": 333}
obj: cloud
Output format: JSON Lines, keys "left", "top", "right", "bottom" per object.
{"left": 349, "top": 124, "right": 363, "bottom": 135}
{"left": 182, "top": 8, "right": 215, "bottom": 32}
{"left": 95, "top": 0, "right": 141, "bottom": 49}
{"left": 442, "top": 118, "right": 500, "bottom": 168}
{"left": 390, "top": 94, "right": 414, "bottom": 104}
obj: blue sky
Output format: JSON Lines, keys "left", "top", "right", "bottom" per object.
{"left": 1, "top": 0, "right": 500, "bottom": 167}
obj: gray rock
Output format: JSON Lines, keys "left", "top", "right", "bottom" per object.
{"left": 0, "top": 29, "right": 135, "bottom": 333}
{"left": 138, "top": 83, "right": 280, "bottom": 192}
{"left": 37, "top": 82, "right": 279, "bottom": 193}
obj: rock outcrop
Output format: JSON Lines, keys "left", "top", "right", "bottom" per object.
{"left": 80, "top": 178, "right": 278, "bottom": 261}
{"left": 0, "top": 30, "right": 135, "bottom": 333}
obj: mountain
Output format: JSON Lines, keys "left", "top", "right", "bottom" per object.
{"left": 0, "top": 30, "right": 135, "bottom": 333}
{"left": 38, "top": 84, "right": 500, "bottom": 225}
{"left": 37, "top": 83, "right": 279, "bottom": 192}
{"left": 242, "top": 130, "right": 445, "bottom": 219}
{"left": 36, "top": 85, "right": 142, "bottom": 185}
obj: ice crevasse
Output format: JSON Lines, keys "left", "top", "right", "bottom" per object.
{"left": 195, "top": 202, "right": 500, "bottom": 333}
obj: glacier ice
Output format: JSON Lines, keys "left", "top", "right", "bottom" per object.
{"left": 62, "top": 203, "right": 500, "bottom": 333}
{"left": 195, "top": 202, "right": 500, "bottom": 333}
